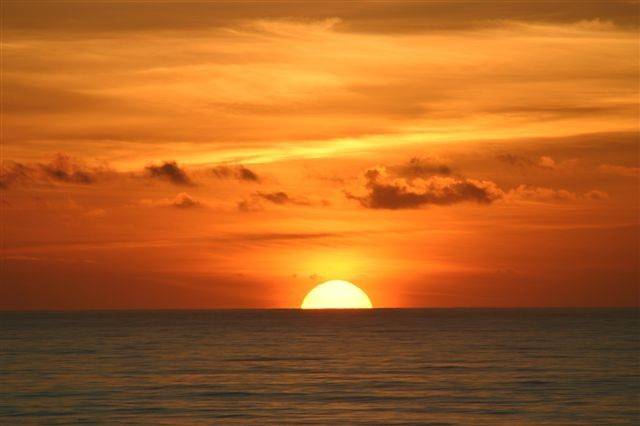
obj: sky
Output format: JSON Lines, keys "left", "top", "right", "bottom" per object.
{"left": 1, "top": 1, "right": 638, "bottom": 310}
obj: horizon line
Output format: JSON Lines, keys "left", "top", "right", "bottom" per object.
{"left": 1, "top": 306, "right": 638, "bottom": 314}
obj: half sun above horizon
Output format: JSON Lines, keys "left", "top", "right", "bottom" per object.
{"left": 301, "top": 280, "right": 373, "bottom": 309}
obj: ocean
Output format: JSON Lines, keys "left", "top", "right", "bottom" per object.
{"left": 1, "top": 309, "right": 638, "bottom": 425}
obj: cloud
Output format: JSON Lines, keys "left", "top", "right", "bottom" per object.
{"left": 39, "top": 153, "right": 97, "bottom": 184}
{"left": 236, "top": 166, "right": 260, "bottom": 182}
{"left": 345, "top": 161, "right": 608, "bottom": 209}
{"left": 256, "top": 191, "right": 292, "bottom": 204}
{"left": 584, "top": 190, "right": 609, "bottom": 200}
{"left": 237, "top": 199, "right": 260, "bottom": 212}
{"left": 238, "top": 190, "right": 313, "bottom": 211}
{"left": 2, "top": 3, "right": 635, "bottom": 158}
{"left": 0, "top": 162, "right": 32, "bottom": 189}
{"left": 170, "top": 192, "right": 202, "bottom": 209}
{"left": 1, "top": 153, "right": 109, "bottom": 188}
{"left": 506, "top": 185, "right": 608, "bottom": 202}
{"left": 392, "top": 157, "right": 452, "bottom": 178}
{"left": 537, "top": 156, "right": 556, "bottom": 170}
{"left": 598, "top": 164, "right": 639, "bottom": 178}
{"left": 497, "top": 153, "right": 535, "bottom": 167}
{"left": 139, "top": 192, "right": 203, "bottom": 209}
{"left": 506, "top": 185, "right": 577, "bottom": 202}
{"left": 346, "top": 166, "right": 503, "bottom": 209}
{"left": 211, "top": 164, "right": 259, "bottom": 182}
{"left": 497, "top": 153, "right": 556, "bottom": 169}
{"left": 145, "top": 161, "right": 193, "bottom": 186}
{"left": 257, "top": 191, "right": 315, "bottom": 206}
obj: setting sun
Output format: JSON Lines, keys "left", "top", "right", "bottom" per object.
{"left": 301, "top": 280, "right": 373, "bottom": 309}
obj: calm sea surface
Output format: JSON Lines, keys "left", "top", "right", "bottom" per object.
{"left": 1, "top": 309, "right": 638, "bottom": 425}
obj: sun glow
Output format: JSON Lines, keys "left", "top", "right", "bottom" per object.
{"left": 301, "top": 280, "right": 373, "bottom": 309}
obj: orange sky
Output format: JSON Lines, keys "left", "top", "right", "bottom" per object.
{"left": 1, "top": 1, "right": 639, "bottom": 310}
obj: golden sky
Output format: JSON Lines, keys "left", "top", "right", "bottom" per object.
{"left": 1, "top": 1, "right": 638, "bottom": 309}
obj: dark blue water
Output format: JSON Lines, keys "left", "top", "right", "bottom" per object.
{"left": 1, "top": 309, "right": 638, "bottom": 424}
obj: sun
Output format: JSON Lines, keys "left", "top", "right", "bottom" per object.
{"left": 301, "top": 280, "right": 373, "bottom": 309}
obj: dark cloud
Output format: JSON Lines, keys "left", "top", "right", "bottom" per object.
{"left": 256, "top": 191, "right": 291, "bottom": 204}
{"left": 145, "top": 161, "right": 193, "bottom": 186}
{"left": 139, "top": 192, "right": 203, "bottom": 209}
{"left": 237, "top": 166, "right": 259, "bottom": 182}
{"left": 40, "top": 153, "right": 96, "bottom": 184}
{"left": 392, "top": 157, "right": 452, "bottom": 178}
{"left": 211, "top": 166, "right": 233, "bottom": 179}
{"left": 348, "top": 161, "right": 604, "bottom": 209}
{"left": 237, "top": 199, "right": 257, "bottom": 212}
{"left": 257, "top": 191, "right": 314, "bottom": 206}
{"left": 313, "top": 174, "right": 345, "bottom": 185}
{"left": 497, "top": 153, "right": 535, "bottom": 167}
{"left": 2, "top": 155, "right": 198, "bottom": 191}
{"left": 212, "top": 165, "right": 259, "bottom": 182}
{"left": 1, "top": 153, "right": 106, "bottom": 188}
{"left": 346, "top": 167, "right": 503, "bottom": 209}
{"left": 238, "top": 190, "right": 313, "bottom": 211}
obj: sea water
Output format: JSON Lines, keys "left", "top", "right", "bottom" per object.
{"left": 1, "top": 309, "right": 638, "bottom": 424}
